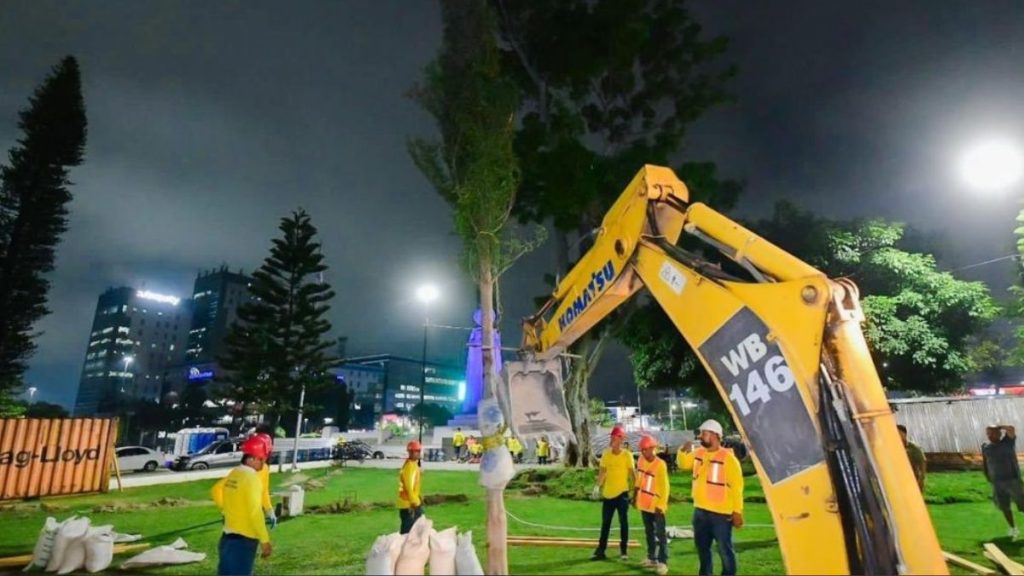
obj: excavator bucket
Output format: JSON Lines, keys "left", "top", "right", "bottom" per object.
{"left": 500, "top": 359, "right": 575, "bottom": 442}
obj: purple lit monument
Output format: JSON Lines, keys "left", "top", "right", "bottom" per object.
{"left": 462, "top": 308, "right": 502, "bottom": 417}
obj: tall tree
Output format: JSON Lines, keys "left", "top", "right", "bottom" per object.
{"left": 218, "top": 210, "right": 338, "bottom": 431}
{"left": 409, "top": 2, "right": 543, "bottom": 572}
{"left": 495, "top": 0, "right": 737, "bottom": 466}
{"left": 0, "top": 56, "right": 87, "bottom": 407}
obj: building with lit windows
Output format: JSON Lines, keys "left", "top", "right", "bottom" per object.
{"left": 334, "top": 355, "right": 465, "bottom": 427}
{"left": 74, "top": 287, "right": 191, "bottom": 416}
{"left": 183, "top": 267, "right": 254, "bottom": 389}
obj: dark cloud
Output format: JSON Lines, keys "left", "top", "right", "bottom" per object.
{"left": 2, "top": 1, "right": 1023, "bottom": 407}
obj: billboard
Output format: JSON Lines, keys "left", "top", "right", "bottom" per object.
{"left": 0, "top": 418, "right": 119, "bottom": 500}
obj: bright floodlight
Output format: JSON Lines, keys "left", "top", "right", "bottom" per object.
{"left": 959, "top": 138, "right": 1024, "bottom": 191}
{"left": 416, "top": 284, "right": 440, "bottom": 304}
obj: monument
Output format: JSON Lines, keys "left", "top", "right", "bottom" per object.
{"left": 449, "top": 308, "right": 502, "bottom": 429}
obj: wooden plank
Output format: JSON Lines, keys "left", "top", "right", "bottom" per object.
{"left": 983, "top": 543, "right": 1024, "bottom": 576}
{"left": 941, "top": 551, "right": 996, "bottom": 575}
{"left": 507, "top": 538, "right": 641, "bottom": 548}
{"left": 0, "top": 542, "right": 150, "bottom": 568}
{"left": 510, "top": 535, "right": 641, "bottom": 544}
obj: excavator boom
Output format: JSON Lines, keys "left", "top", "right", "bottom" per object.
{"left": 521, "top": 165, "right": 946, "bottom": 575}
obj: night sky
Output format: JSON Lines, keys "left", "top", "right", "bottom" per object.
{"left": 2, "top": 2, "right": 1023, "bottom": 409}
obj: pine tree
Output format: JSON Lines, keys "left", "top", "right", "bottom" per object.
{"left": 0, "top": 56, "right": 87, "bottom": 405}
{"left": 218, "top": 209, "right": 337, "bottom": 428}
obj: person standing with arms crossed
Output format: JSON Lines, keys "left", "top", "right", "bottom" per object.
{"left": 982, "top": 424, "right": 1023, "bottom": 541}
{"left": 398, "top": 440, "right": 424, "bottom": 534}
{"left": 677, "top": 420, "right": 744, "bottom": 576}
{"left": 591, "top": 425, "right": 635, "bottom": 561}
{"left": 635, "top": 435, "right": 670, "bottom": 576}
{"left": 210, "top": 436, "right": 272, "bottom": 576}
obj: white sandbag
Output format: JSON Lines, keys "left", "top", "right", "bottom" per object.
{"left": 112, "top": 532, "right": 142, "bottom": 543}
{"left": 366, "top": 533, "right": 401, "bottom": 575}
{"left": 428, "top": 527, "right": 457, "bottom": 576}
{"left": 55, "top": 536, "right": 86, "bottom": 575}
{"left": 83, "top": 529, "right": 115, "bottom": 573}
{"left": 454, "top": 531, "right": 483, "bottom": 576}
{"left": 395, "top": 516, "right": 433, "bottom": 575}
{"left": 388, "top": 533, "right": 406, "bottom": 573}
{"left": 120, "top": 543, "right": 205, "bottom": 569}
{"left": 23, "top": 516, "right": 60, "bottom": 571}
{"left": 46, "top": 516, "right": 89, "bottom": 573}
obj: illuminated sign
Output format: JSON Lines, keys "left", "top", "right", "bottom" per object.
{"left": 136, "top": 290, "right": 180, "bottom": 306}
{"left": 188, "top": 367, "right": 214, "bottom": 381}
{"left": 458, "top": 381, "right": 466, "bottom": 401}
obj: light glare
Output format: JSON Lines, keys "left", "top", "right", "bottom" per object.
{"left": 416, "top": 284, "right": 440, "bottom": 304}
{"left": 960, "top": 138, "right": 1024, "bottom": 191}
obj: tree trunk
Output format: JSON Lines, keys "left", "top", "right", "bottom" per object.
{"left": 564, "top": 330, "right": 611, "bottom": 468}
{"left": 479, "top": 259, "right": 508, "bottom": 575}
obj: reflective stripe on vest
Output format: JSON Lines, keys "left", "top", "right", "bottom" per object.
{"left": 635, "top": 458, "right": 664, "bottom": 512}
{"left": 693, "top": 447, "right": 732, "bottom": 503}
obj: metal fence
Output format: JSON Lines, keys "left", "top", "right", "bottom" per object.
{"left": 892, "top": 396, "right": 1024, "bottom": 454}
{"left": 0, "top": 418, "right": 119, "bottom": 500}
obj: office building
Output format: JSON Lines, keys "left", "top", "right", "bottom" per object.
{"left": 183, "top": 267, "right": 254, "bottom": 389}
{"left": 334, "top": 355, "right": 465, "bottom": 427}
{"left": 74, "top": 287, "right": 191, "bottom": 415}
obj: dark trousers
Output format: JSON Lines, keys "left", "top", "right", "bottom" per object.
{"left": 693, "top": 508, "right": 736, "bottom": 576}
{"left": 596, "top": 491, "right": 630, "bottom": 555}
{"left": 641, "top": 510, "right": 668, "bottom": 564}
{"left": 538, "top": 455, "right": 548, "bottom": 464}
{"left": 218, "top": 533, "right": 259, "bottom": 576}
{"left": 399, "top": 507, "right": 423, "bottom": 534}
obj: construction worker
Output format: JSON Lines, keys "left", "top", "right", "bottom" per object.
{"left": 508, "top": 436, "right": 523, "bottom": 463}
{"left": 591, "top": 425, "right": 634, "bottom": 562}
{"left": 678, "top": 420, "right": 744, "bottom": 576}
{"left": 453, "top": 427, "right": 466, "bottom": 462}
{"left": 252, "top": 431, "right": 277, "bottom": 529}
{"left": 398, "top": 440, "right": 423, "bottom": 534}
{"left": 210, "top": 436, "right": 272, "bottom": 576}
{"left": 469, "top": 437, "right": 484, "bottom": 463}
{"left": 537, "top": 436, "right": 550, "bottom": 465}
{"left": 897, "top": 424, "right": 926, "bottom": 492}
{"left": 982, "top": 424, "right": 1022, "bottom": 541}
{"left": 634, "top": 435, "right": 669, "bottom": 576}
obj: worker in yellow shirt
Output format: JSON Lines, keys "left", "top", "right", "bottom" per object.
{"left": 452, "top": 427, "right": 466, "bottom": 462}
{"left": 677, "top": 420, "right": 744, "bottom": 576}
{"left": 469, "top": 438, "right": 484, "bottom": 463}
{"left": 508, "top": 436, "right": 523, "bottom": 463}
{"left": 591, "top": 425, "right": 634, "bottom": 561}
{"left": 398, "top": 440, "right": 423, "bottom": 534}
{"left": 536, "top": 436, "right": 550, "bottom": 465}
{"left": 635, "top": 435, "right": 669, "bottom": 576}
{"left": 210, "top": 436, "right": 272, "bottom": 576}
{"left": 253, "top": 432, "right": 276, "bottom": 528}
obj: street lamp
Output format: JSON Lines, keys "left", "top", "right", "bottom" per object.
{"left": 27, "top": 387, "right": 37, "bottom": 404}
{"left": 122, "top": 356, "right": 134, "bottom": 396}
{"left": 959, "top": 137, "right": 1024, "bottom": 192}
{"left": 680, "top": 401, "right": 698, "bottom": 432}
{"left": 415, "top": 284, "right": 440, "bottom": 444}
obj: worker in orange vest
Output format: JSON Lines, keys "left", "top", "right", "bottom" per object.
{"left": 677, "top": 420, "right": 744, "bottom": 576}
{"left": 398, "top": 440, "right": 423, "bottom": 534}
{"left": 634, "top": 435, "right": 669, "bottom": 576}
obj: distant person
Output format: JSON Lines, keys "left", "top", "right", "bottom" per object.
{"left": 398, "top": 440, "right": 424, "bottom": 534}
{"left": 591, "top": 426, "right": 634, "bottom": 561}
{"left": 453, "top": 427, "right": 466, "bottom": 462}
{"left": 982, "top": 424, "right": 1022, "bottom": 541}
{"left": 635, "top": 435, "right": 669, "bottom": 576}
{"left": 897, "top": 424, "right": 927, "bottom": 492}
{"left": 210, "top": 436, "right": 272, "bottom": 576}
{"left": 537, "top": 436, "right": 550, "bottom": 465}
{"left": 508, "top": 436, "right": 524, "bottom": 463}
{"left": 678, "top": 420, "right": 744, "bottom": 576}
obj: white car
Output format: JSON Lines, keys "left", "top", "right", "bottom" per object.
{"left": 115, "top": 446, "right": 165, "bottom": 472}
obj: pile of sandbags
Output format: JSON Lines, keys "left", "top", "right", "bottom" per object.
{"left": 365, "top": 516, "right": 483, "bottom": 576}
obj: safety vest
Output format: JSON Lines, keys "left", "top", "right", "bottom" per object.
{"left": 635, "top": 457, "right": 666, "bottom": 513}
{"left": 692, "top": 446, "right": 733, "bottom": 504}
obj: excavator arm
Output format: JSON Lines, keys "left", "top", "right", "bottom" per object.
{"left": 521, "top": 165, "right": 945, "bottom": 575}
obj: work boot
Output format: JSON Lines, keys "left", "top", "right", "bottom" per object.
{"left": 655, "top": 562, "right": 668, "bottom": 575}
{"left": 619, "top": 553, "right": 629, "bottom": 561}
{"left": 590, "top": 551, "right": 607, "bottom": 561}
{"left": 640, "top": 558, "right": 656, "bottom": 569}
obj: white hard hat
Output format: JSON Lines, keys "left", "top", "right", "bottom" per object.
{"left": 698, "top": 419, "right": 723, "bottom": 437}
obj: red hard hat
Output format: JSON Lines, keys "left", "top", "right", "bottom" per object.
{"left": 255, "top": 432, "right": 274, "bottom": 447}
{"left": 610, "top": 425, "right": 626, "bottom": 439}
{"left": 407, "top": 440, "right": 422, "bottom": 452}
{"left": 241, "top": 436, "right": 270, "bottom": 460}
{"left": 638, "top": 435, "right": 657, "bottom": 450}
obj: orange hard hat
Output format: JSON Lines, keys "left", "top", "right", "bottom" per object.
{"left": 407, "top": 440, "right": 422, "bottom": 452}
{"left": 638, "top": 435, "right": 657, "bottom": 450}
{"left": 241, "top": 436, "right": 270, "bottom": 460}
{"left": 610, "top": 425, "right": 626, "bottom": 439}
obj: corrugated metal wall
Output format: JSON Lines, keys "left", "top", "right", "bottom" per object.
{"left": 892, "top": 397, "right": 1024, "bottom": 454}
{"left": 0, "top": 418, "right": 118, "bottom": 500}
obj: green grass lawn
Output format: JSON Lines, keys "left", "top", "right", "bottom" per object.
{"left": 1, "top": 466, "right": 1020, "bottom": 575}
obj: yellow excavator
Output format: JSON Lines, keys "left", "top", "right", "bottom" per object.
{"left": 519, "top": 165, "right": 946, "bottom": 575}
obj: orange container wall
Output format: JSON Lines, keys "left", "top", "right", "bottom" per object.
{"left": 0, "top": 418, "right": 119, "bottom": 500}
